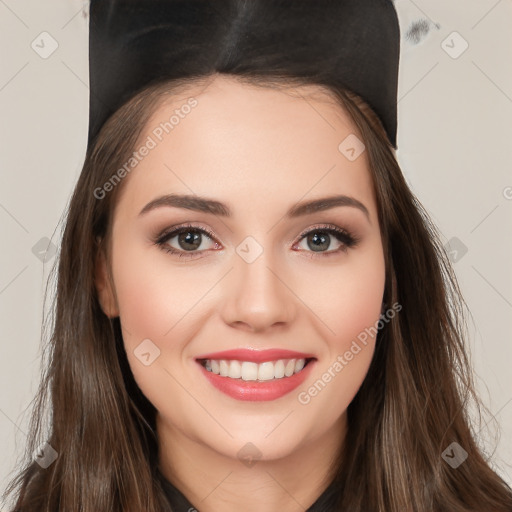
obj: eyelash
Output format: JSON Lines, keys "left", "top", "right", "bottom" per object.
{"left": 153, "top": 222, "right": 360, "bottom": 260}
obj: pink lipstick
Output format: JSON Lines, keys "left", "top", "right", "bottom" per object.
{"left": 195, "top": 348, "right": 316, "bottom": 401}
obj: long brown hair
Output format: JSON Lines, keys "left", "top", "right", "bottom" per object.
{"left": 4, "top": 1, "right": 512, "bottom": 500}
{"left": 3, "top": 73, "right": 512, "bottom": 512}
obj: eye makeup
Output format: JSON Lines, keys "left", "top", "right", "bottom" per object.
{"left": 151, "top": 222, "right": 361, "bottom": 260}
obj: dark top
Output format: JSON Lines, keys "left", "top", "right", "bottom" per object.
{"left": 158, "top": 469, "right": 338, "bottom": 511}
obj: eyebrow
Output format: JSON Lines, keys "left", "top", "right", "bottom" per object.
{"left": 138, "top": 193, "right": 370, "bottom": 222}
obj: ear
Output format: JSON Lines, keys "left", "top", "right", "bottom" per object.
{"left": 94, "top": 244, "right": 119, "bottom": 318}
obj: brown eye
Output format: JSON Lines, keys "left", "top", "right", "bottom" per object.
{"left": 155, "top": 224, "right": 220, "bottom": 259}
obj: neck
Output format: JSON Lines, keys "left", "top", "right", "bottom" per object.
{"left": 157, "top": 413, "right": 346, "bottom": 512}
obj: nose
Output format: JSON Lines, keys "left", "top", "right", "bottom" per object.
{"left": 219, "top": 248, "right": 297, "bottom": 333}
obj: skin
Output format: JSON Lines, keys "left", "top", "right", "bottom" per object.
{"left": 95, "top": 75, "right": 386, "bottom": 512}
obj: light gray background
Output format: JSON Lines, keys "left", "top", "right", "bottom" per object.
{"left": 1, "top": 0, "right": 511, "bottom": 506}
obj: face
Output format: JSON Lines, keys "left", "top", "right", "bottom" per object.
{"left": 96, "top": 75, "right": 386, "bottom": 465}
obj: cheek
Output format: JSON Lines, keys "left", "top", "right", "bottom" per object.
{"left": 113, "top": 266, "right": 175, "bottom": 343}
{"left": 111, "top": 239, "right": 207, "bottom": 343}
{"left": 330, "top": 265, "right": 385, "bottom": 349}
{"left": 301, "top": 241, "right": 386, "bottom": 353}
{"left": 110, "top": 243, "right": 203, "bottom": 410}
{"left": 294, "top": 242, "right": 386, "bottom": 412}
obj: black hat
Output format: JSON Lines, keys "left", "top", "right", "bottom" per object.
{"left": 87, "top": 0, "right": 400, "bottom": 150}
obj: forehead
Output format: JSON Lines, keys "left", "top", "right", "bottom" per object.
{"left": 115, "top": 76, "right": 377, "bottom": 222}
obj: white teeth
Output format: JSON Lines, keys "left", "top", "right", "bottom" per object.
{"left": 284, "top": 359, "right": 295, "bottom": 377}
{"left": 219, "top": 360, "right": 229, "bottom": 377}
{"left": 274, "top": 360, "right": 285, "bottom": 378}
{"left": 228, "top": 360, "right": 242, "bottom": 379}
{"left": 202, "top": 358, "right": 309, "bottom": 381}
{"left": 241, "top": 361, "right": 258, "bottom": 381}
{"left": 258, "top": 361, "right": 275, "bottom": 381}
{"left": 210, "top": 360, "right": 220, "bottom": 374}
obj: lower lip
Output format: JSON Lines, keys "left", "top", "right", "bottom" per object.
{"left": 197, "top": 359, "right": 316, "bottom": 401}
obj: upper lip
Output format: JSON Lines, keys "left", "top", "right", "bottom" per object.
{"left": 195, "top": 348, "right": 316, "bottom": 363}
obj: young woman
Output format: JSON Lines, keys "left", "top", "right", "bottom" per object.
{"left": 3, "top": 1, "right": 512, "bottom": 511}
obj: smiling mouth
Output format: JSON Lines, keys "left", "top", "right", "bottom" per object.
{"left": 198, "top": 357, "right": 316, "bottom": 381}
